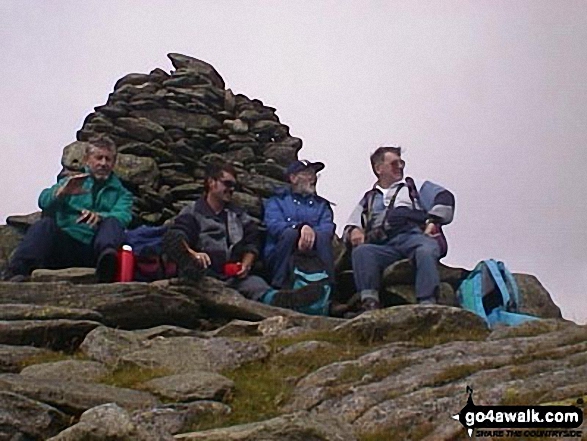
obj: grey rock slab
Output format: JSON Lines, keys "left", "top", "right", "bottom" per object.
{"left": 30, "top": 267, "right": 97, "bottom": 284}
{"left": 141, "top": 371, "right": 234, "bottom": 402}
{"left": 0, "top": 373, "right": 160, "bottom": 416}
{"left": 114, "top": 153, "right": 160, "bottom": 187}
{"left": 332, "top": 304, "right": 489, "bottom": 344}
{"left": 80, "top": 325, "right": 204, "bottom": 366}
{"left": 0, "top": 391, "right": 69, "bottom": 441}
{"left": 206, "top": 319, "right": 263, "bottom": 338}
{"left": 120, "top": 335, "right": 269, "bottom": 374}
{"left": 0, "top": 282, "right": 204, "bottom": 330}
{"left": 80, "top": 325, "right": 146, "bottom": 365}
{"left": 132, "top": 108, "right": 221, "bottom": 131}
{"left": 167, "top": 53, "right": 225, "bottom": 89}
{"left": 118, "top": 141, "right": 175, "bottom": 162}
{"left": 20, "top": 360, "right": 109, "bottom": 383}
{"left": 0, "top": 225, "right": 24, "bottom": 269}
{"left": 174, "top": 411, "right": 357, "bottom": 441}
{"left": 0, "top": 344, "right": 52, "bottom": 373}
{"left": 263, "top": 144, "right": 298, "bottom": 166}
{"left": 169, "top": 278, "right": 301, "bottom": 322}
{"left": 515, "top": 273, "right": 562, "bottom": 318}
{"left": 114, "top": 73, "right": 153, "bottom": 90}
{"left": 115, "top": 117, "right": 165, "bottom": 142}
{"left": 278, "top": 340, "right": 338, "bottom": 358}
{"left": 0, "top": 303, "right": 102, "bottom": 322}
{"left": 133, "top": 401, "right": 230, "bottom": 437}
{"left": 286, "top": 321, "right": 587, "bottom": 435}
{"left": 61, "top": 141, "right": 88, "bottom": 170}
{"left": 170, "top": 279, "right": 342, "bottom": 328}
{"left": 47, "top": 403, "right": 170, "bottom": 441}
{"left": 0, "top": 319, "right": 100, "bottom": 351}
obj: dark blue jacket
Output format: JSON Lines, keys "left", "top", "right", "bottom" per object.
{"left": 263, "top": 188, "right": 335, "bottom": 259}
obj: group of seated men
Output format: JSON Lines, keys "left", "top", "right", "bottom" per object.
{"left": 4, "top": 135, "right": 453, "bottom": 315}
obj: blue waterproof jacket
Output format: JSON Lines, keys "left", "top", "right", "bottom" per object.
{"left": 263, "top": 187, "right": 335, "bottom": 259}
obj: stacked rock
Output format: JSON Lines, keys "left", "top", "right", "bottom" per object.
{"left": 61, "top": 53, "right": 302, "bottom": 226}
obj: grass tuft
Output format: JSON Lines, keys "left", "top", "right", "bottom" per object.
{"left": 97, "top": 364, "right": 171, "bottom": 389}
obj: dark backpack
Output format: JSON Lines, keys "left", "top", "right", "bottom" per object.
{"left": 124, "top": 225, "right": 177, "bottom": 282}
{"left": 287, "top": 250, "right": 331, "bottom": 316}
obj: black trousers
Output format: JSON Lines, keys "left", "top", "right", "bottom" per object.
{"left": 9, "top": 216, "right": 124, "bottom": 276}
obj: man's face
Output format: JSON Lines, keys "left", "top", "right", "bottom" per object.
{"left": 85, "top": 147, "right": 116, "bottom": 181}
{"left": 290, "top": 169, "right": 317, "bottom": 195}
{"left": 208, "top": 171, "right": 237, "bottom": 203}
{"left": 376, "top": 152, "right": 405, "bottom": 184}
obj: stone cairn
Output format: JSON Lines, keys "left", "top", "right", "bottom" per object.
{"left": 62, "top": 53, "right": 301, "bottom": 227}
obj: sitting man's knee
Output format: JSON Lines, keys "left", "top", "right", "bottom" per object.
{"left": 414, "top": 242, "right": 440, "bottom": 260}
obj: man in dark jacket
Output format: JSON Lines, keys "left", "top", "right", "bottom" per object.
{"left": 344, "top": 146, "right": 454, "bottom": 312}
{"left": 263, "top": 160, "right": 335, "bottom": 288}
{"left": 164, "top": 161, "right": 323, "bottom": 310}
{"left": 6, "top": 135, "right": 132, "bottom": 282}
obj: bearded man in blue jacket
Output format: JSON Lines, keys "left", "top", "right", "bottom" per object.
{"left": 263, "top": 160, "right": 335, "bottom": 289}
{"left": 6, "top": 136, "right": 132, "bottom": 282}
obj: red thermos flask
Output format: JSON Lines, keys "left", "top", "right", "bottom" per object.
{"left": 116, "top": 245, "right": 135, "bottom": 282}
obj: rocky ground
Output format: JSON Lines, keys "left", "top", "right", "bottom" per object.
{"left": 0, "top": 266, "right": 583, "bottom": 441}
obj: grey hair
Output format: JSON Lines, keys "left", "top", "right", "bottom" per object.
{"left": 85, "top": 135, "right": 117, "bottom": 156}
{"left": 370, "top": 145, "right": 402, "bottom": 176}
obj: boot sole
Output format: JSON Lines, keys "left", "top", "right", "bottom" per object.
{"left": 163, "top": 230, "right": 203, "bottom": 281}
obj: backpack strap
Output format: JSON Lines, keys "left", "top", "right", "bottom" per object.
{"left": 404, "top": 177, "right": 419, "bottom": 210}
{"left": 497, "top": 261, "right": 520, "bottom": 311}
{"left": 484, "top": 259, "right": 512, "bottom": 309}
{"left": 387, "top": 183, "right": 405, "bottom": 208}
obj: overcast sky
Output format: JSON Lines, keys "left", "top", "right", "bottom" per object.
{"left": 1, "top": 1, "right": 585, "bottom": 322}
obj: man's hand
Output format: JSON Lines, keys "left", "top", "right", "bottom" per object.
{"left": 237, "top": 252, "right": 256, "bottom": 279}
{"left": 187, "top": 249, "right": 211, "bottom": 268}
{"left": 56, "top": 173, "right": 90, "bottom": 198}
{"left": 298, "top": 225, "right": 316, "bottom": 251}
{"left": 76, "top": 210, "right": 101, "bottom": 227}
{"left": 349, "top": 228, "right": 365, "bottom": 247}
{"left": 424, "top": 222, "right": 440, "bottom": 237}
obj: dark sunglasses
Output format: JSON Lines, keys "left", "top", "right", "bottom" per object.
{"left": 391, "top": 159, "right": 406, "bottom": 169}
{"left": 219, "top": 179, "right": 238, "bottom": 190}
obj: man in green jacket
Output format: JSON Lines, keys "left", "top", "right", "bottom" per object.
{"left": 6, "top": 136, "right": 133, "bottom": 282}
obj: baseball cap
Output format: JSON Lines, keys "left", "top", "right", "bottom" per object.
{"left": 285, "top": 160, "right": 325, "bottom": 177}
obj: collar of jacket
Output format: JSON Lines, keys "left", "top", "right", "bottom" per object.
{"left": 193, "top": 197, "right": 243, "bottom": 217}
{"left": 81, "top": 166, "right": 122, "bottom": 189}
{"left": 274, "top": 186, "right": 331, "bottom": 204}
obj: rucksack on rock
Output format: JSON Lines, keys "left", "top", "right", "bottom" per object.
{"left": 124, "top": 225, "right": 177, "bottom": 282}
{"left": 285, "top": 250, "right": 332, "bottom": 316}
{"left": 457, "top": 259, "right": 539, "bottom": 328}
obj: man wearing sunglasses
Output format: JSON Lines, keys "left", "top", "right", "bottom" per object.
{"left": 344, "top": 146, "right": 447, "bottom": 313}
{"left": 263, "top": 160, "right": 335, "bottom": 289}
{"left": 164, "top": 161, "right": 323, "bottom": 309}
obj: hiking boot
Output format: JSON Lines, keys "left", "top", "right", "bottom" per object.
{"left": 96, "top": 248, "right": 118, "bottom": 283}
{"left": 361, "top": 298, "right": 381, "bottom": 311}
{"left": 270, "top": 284, "right": 324, "bottom": 310}
{"left": 329, "top": 301, "right": 351, "bottom": 317}
{"left": 163, "top": 229, "right": 204, "bottom": 281}
{"left": 344, "top": 297, "right": 381, "bottom": 319}
{"left": 418, "top": 297, "right": 437, "bottom": 305}
{"left": 7, "top": 274, "right": 28, "bottom": 283}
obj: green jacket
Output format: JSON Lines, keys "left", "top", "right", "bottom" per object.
{"left": 38, "top": 169, "right": 133, "bottom": 244}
